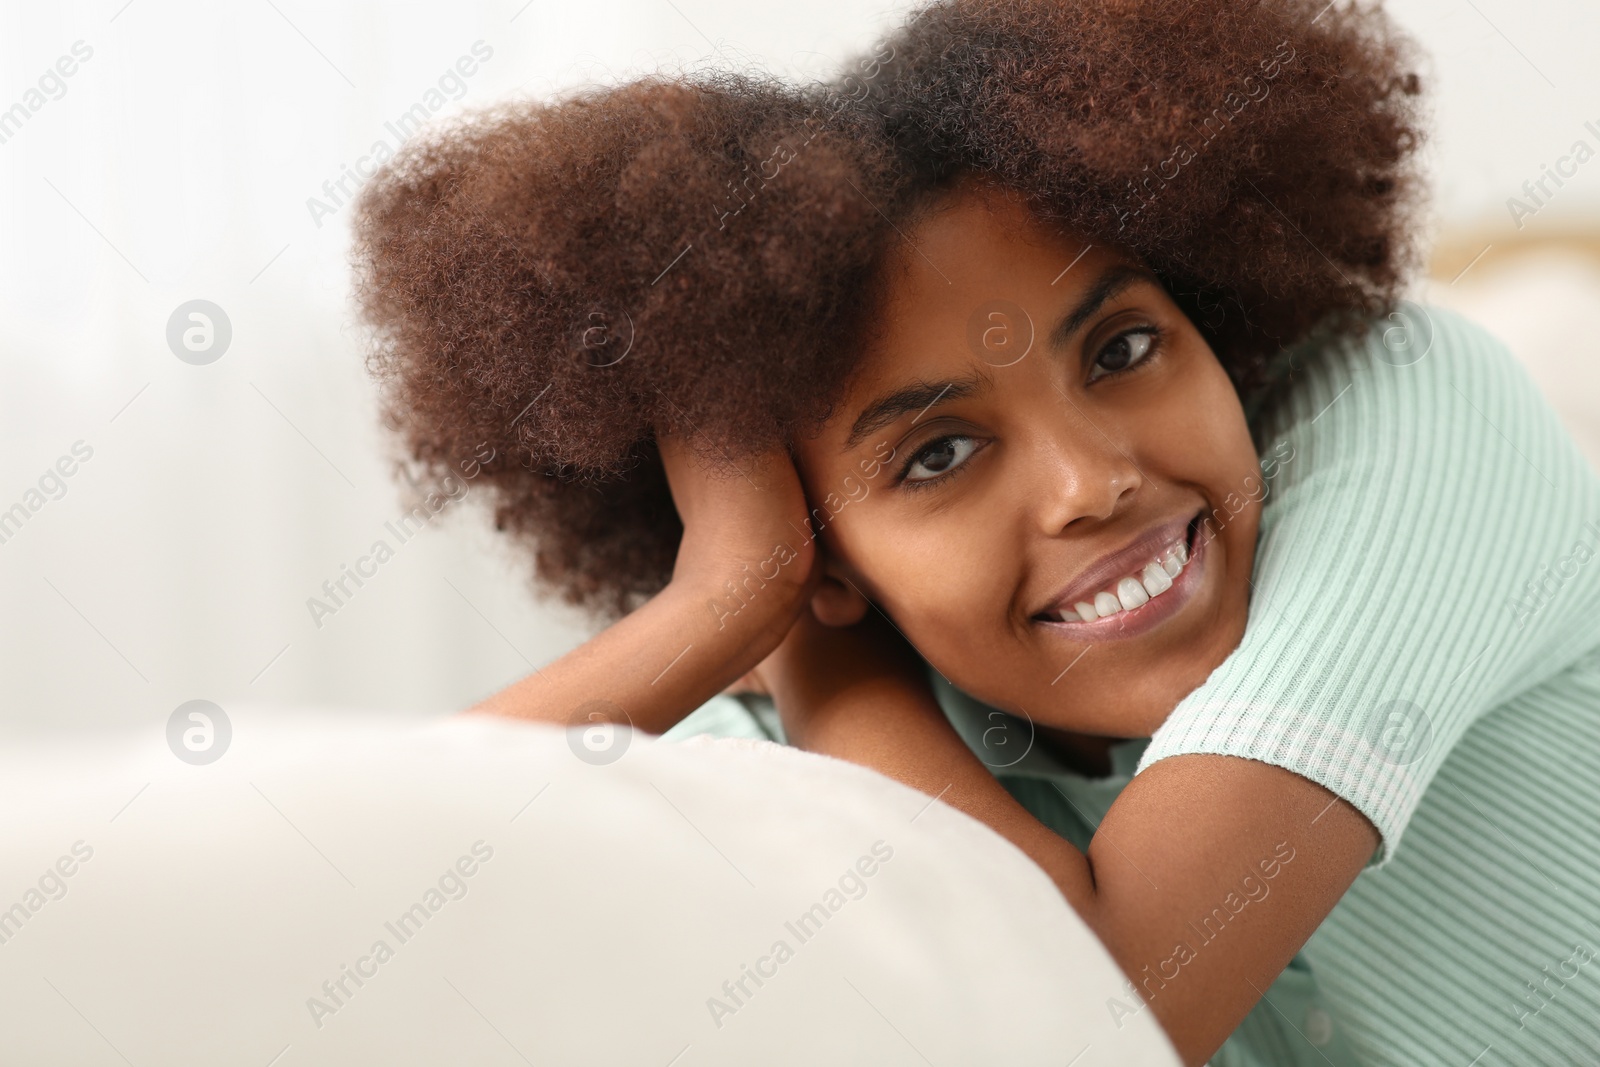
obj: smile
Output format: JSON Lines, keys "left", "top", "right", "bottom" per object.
{"left": 1046, "top": 534, "right": 1188, "bottom": 622}
{"left": 1033, "top": 514, "right": 1207, "bottom": 641}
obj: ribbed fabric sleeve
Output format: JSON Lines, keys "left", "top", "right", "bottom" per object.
{"left": 1301, "top": 649, "right": 1600, "bottom": 1065}
{"left": 1133, "top": 304, "right": 1600, "bottom": 869}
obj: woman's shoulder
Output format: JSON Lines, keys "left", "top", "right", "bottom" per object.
{"left": 1257, "top": 301, "right": 1599, "bottom": 513}
{"left": 1265, "top": 301, "right": 1532, "bottom": 435}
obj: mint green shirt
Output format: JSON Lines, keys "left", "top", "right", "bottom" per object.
{"left": 664, "top": 305, "right": 1600, "bottom": 1065}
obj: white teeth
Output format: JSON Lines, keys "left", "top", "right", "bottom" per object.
{"left": 1045, "top": 531, "right": 1194, "bottom": 624}
{"left": 1141, "top": 561, "right": 1173, "bottom": 597}
{"left": 1116, "top": 576, "right": 1150, "bottom": 611}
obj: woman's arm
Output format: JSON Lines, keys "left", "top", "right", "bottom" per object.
{"left": 469, "top": 577, "right": 805, "bottom": 734}
{"left": 762, "top": 608, "right": 1375, "bottom": 1067}
{"left": 761, "top": 311, "right": 1597, "bottom": 1065}
{"left": 468, "top": 432, "right": 822, "bottom": 734}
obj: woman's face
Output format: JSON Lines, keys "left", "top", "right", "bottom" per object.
{"left": 793, "top": 182, "right": 1264, "bottom": 738}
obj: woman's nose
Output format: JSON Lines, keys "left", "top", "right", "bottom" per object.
{"left": 1028, "top": 413, "right": 1143, "bottom": 533}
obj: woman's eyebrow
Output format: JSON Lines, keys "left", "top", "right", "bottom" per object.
{"left": 841, "top": 372, "right": 993, "bottom": 453}
{"left": 1048, "top": 262, "right": 1164, "bottom": 350}
{"left": 839, "top": 262, "right": 1159, "bottom": 455}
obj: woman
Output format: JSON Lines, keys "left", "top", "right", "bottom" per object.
{"left": 349, "top": 1, "right": 1600, "bottom": 1062}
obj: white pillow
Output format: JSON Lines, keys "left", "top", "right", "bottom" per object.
{"left": 0, "top": 710, "right": 1178, "bottom": 1066}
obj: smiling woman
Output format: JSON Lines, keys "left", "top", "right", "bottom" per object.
{"left": 788, "top": 182, "right": 1264, "bottom": 740}
{"left": 348, "top": 0, "right": 1419, "bottom": 630}
{"left": 345, "top": 2, "right": 1600, "bottom": 1065}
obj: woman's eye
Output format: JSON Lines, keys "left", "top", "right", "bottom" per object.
{"left": 900, "top": 434, "right": 979, "bottom": 486}
{"left": 1088, "top": 327, "right": 1161, "bottom": 381}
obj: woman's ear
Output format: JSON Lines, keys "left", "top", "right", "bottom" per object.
{"left": 809, "top": 553, "right": 871, "bottom": 627}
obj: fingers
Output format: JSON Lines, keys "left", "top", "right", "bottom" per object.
{"left": 740, "top": 442, "right": 806, "bottom": 495}
{"left": 656, "top": 422, "right": 821, "bottom": 613}
{"left": 658, "top": 426, "right": 773, "bottom": 499}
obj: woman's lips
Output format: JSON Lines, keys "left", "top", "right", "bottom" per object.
{"left": 1033, "top": 512, "right": 1196, "bottom": 616}
{"left": 1033, "top": 515, "right": 1208, "bottom": 642}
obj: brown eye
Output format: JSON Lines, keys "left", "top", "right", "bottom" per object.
{"left": 1089, "top": 327, "right": 1160, "bottom": 382}
{"left": 918, "top": 439, "right": 959, "bottom": 473}
{"left": 900, "top": 434, "right": 979, "bottom": 487}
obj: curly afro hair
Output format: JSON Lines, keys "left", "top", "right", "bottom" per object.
{"left": 350, "top": 0, "right": 1429, "bottom": 626}
{"left": 854, "top": 0, "right": 1431, "bottom": 422}
{"left": 351, "top": 72, "right": 902, "bottom": 621}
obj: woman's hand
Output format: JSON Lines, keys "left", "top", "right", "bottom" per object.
{"left": 466, "top": 429, "right": 824, "bottom": 736}
{"left": 752, "top": 596, "right": 931, "bottom": 749}
{"left": 658, "top": 428, "right": 822, "bottom": 610}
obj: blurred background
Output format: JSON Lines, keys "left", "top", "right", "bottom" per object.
{"left": 2, "top": 0, "right": 1597, "bottom": 737}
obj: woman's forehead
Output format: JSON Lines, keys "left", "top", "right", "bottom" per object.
{"left": 864, "top": 210, "right": 1146, "bottom": 367}
{"left": 805, "top": 211, "right": 1160, "bottom": 458}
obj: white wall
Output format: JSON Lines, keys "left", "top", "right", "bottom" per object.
{"left": 2, "top": 0, "right": 1598, "bottom": 734}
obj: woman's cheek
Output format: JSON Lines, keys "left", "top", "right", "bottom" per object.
{"left": 1179, "top": 362, "right": 1258, "bottom": 481}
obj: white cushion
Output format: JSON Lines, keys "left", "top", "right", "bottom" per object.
{"left": 0, "top": 710, "right": 1179, "bottom": 1066}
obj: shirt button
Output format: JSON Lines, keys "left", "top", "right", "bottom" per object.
{"left": 1304, "top": 1005, "right": 1335, "bottom": 1047}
